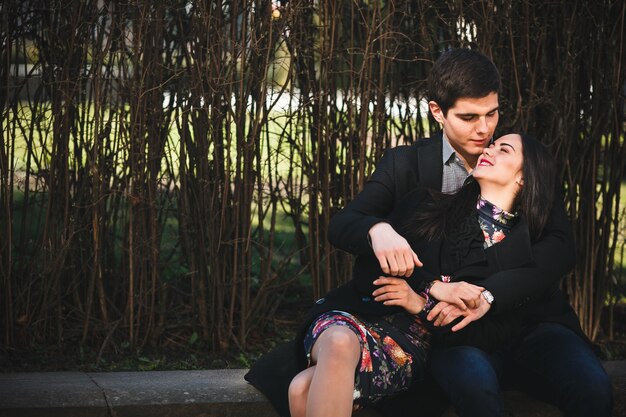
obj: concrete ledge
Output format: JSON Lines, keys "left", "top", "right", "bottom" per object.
{"left": 0, "top": 362, "right": 624, "bottom": 417}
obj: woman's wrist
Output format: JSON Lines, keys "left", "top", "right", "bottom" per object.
{"left": 408, "top": 293, "right": 427, "bottom": 315}
{"left": 430, "top": 280, "right": 442, "bottom": 293}
{"left": 429, "top": 280, "right": 455, "bottom": 302}
{"left": 417, "top": 280, "right": 438, "bottom": 315}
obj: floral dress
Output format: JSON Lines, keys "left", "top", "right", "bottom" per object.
{"left": 302, "top": 195, "right": 518, "bottom": 408}
{"left": 303, "top": 310, "right": 430, "bottom": 408}
{"left": 476, "top": 195, "right": 517, "bottom": 248}
{"left": 419, "top": 196, "right": 519, "bottom": 311}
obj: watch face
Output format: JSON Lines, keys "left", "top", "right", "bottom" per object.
{"left": 482, "top": 290, "right": 494, "bottom": 304}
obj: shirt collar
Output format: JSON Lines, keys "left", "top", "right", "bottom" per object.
{"left": 476, "top": 195, "right": 519, "bottom": 226}
{"left": 441, "top": 133, "right": 457, "bottom": 165}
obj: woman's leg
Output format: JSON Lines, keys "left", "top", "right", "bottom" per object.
{"left": 288, "top": 366, "right": 316, "bottom": 417}
{"left": 288, "top": 325, "right": 361, "bottom": 417}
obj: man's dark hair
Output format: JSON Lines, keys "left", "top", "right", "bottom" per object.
{"left": 427, "top": 48, "right": 501, "bottom": 115}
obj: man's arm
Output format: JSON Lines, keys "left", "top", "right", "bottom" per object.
{"left": 480, "top": 194, "right": 576, "bottom": 314}
{"left": 429, "top": 190, "right": 575, "bottom": 330}
{"left": 328, "top": 146, "right": 425, "bottom": 276}
{"left": 426, "top": 186, "right": 576, "bottom": 328}
{"left": 327, "top": 148, "right": 401, "bottom": 255}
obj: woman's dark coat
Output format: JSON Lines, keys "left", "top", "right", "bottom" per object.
{"left": 327, "top": 134, "right": 577, "bottom": 314}
{"left": 244, "top": 187, "right": 583, "bottom": 417}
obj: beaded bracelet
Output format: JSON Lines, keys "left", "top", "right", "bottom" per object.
{"left": 418, "top": 280, "right": 438, "bottom": 314}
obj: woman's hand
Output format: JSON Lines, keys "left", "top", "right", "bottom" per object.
{"left": 427, "top": 299, "right": 492, "bottom": 331}
{"left": 368, "top": 222, "right": 423, "bottom": 277}
{"left": 372, "top": 276, "right": 426, "bottom": 314}
{"left": 429, "top": 281, "right": 484, "bottom": 310}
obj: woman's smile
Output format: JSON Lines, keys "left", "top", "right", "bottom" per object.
{"left": 477, "top": 157, "right": 493, "bottom": 167}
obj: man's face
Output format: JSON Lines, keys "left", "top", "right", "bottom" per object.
{"left": 429, "top": 92, "right": 499, "bottom": 168}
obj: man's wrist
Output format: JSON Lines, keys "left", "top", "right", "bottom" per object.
{"left": 368, "top": 222, "right": 391, "bottom": 235}
{"left": 481, "top": 289, "right": 495, "bottom": 304}
{"left": 367, "top": 222, "right": 389, "bottom": 248}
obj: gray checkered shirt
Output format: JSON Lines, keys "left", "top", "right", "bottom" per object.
{"left": 441, "top": 134, "right": 471, "bottom": 194}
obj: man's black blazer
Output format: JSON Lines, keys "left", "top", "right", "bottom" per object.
{"left": 245, "top": 184, "right": 583, "bottom": 417}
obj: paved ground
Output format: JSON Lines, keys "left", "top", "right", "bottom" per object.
{"left": 0, "top": 362, "right": 624, "bottom": 417}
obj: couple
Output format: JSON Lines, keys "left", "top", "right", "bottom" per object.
{"left": 245, "top": 49, "right": 612, "bottom": 417}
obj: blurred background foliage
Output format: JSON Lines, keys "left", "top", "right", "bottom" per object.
{"left": 0, "top": 0, "right": 624, "bottom": 365}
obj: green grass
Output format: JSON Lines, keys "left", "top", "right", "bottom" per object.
{"left": 9, "top": 181, "right": 308, "bottom": 286}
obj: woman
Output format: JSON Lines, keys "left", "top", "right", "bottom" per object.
{"left": 246, "top": 133, "right": 566, "bottom": 417}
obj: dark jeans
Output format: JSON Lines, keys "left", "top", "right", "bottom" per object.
{"left": 429, "top": 323, "right": 613, "bottom": 417}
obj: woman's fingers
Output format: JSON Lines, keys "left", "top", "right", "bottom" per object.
{"left": 459, "top": 289, "right": 484, "bottom": 309}
{"left": 372, "top": 276, "right": 404, "bottom": 290}
{"left": 373, "top": 287, "right": 397, "bottom": 301}
{"left": 372, "top": 281, "right": 424, "bottom": 314}
{"left": 373, "top": 285, "right": 406, "bottom": 301}
{"left": 455, "top": 294, "right": 480, "bottom": 309}
{"left": 463, "top": 297, "right": 479, "bottom": 309}
{"left": 430, "top": 281, "right": 484, "bottom": 310}
{"left": 373, "top": 276, "right": 404, "bottom": 284}
{"left": 448, "top": 297, "right": 468, "bottom": 311}
{"left": 372, "top": 277, "right": 411, "bottom": 303}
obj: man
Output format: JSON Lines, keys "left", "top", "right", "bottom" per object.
{"left": 328, "top": 48, "right": 612, "bottom": 417}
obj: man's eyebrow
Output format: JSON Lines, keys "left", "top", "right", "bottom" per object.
{"left": 457, "top": 106, "right": 500, "bottom": 116}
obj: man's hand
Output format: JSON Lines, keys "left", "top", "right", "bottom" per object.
{"left": 427, "top": 299, "right": 491, "bottom": 332}
{"left": 429, "top": 281, "right": 484, "bottom": 310}
{"left": 368, "top": 222, "right": 423, "bottom": 277}
{"left": 372, "top": 277, "right": 426, "bottom": 314}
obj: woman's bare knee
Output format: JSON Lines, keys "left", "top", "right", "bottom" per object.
{"left": 312, "top": 326, "right": 360, "bottom": 364}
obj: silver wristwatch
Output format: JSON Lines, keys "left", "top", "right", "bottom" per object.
{"left": 481, "top": 290, "right": 495, "bottom": 304}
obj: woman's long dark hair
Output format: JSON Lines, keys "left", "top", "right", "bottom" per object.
{"left": 404, "top": 133, "right": 556, "bottom": 241}
{"left": 515, "top": 133, "right": 557, "bottom": 239}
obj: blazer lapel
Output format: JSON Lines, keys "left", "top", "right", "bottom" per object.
{"left": 488, "top": 217, "right": 534, "bottom": 270}
{"left": 417, "top": 133, "right": 444, "bottom": 191}
{"left": 454, "top": 218, "right": 534, "bottom": 278}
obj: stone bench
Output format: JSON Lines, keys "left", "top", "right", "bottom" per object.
{"left": 0, "top": 362, "right": 624, "bottom": 417}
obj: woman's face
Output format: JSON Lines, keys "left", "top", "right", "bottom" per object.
{"left": 472, "top": 133, "right": 524, "bottom": 191}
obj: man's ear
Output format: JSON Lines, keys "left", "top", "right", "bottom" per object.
{"left": 429, "top": 101, "right": 445, "bottom": 124}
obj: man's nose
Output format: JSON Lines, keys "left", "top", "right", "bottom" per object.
{"left": 476, "top": 117, "right": 489, "bottom": 134}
